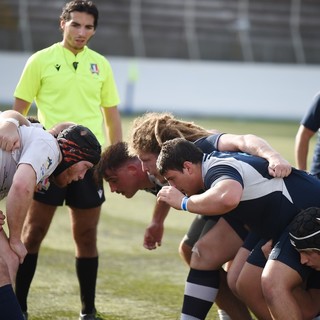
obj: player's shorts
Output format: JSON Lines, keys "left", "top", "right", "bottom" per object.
{"left": 268, "top": 230, "right": 313, "bottom": 281}
{"left": 243, "top": 230, "right": 320, "bottom": 289}
{"left": 182, "top": 215, "right": 217, "bottom": 247}
{"left": 34, "top": 169, "right": 105, "bottom": 209}
{"left": 307, "top": 270, "right": 320, "bottom": 289}
{"left": 246, "top": 237, "right": 268, "bottom": 268}
{"left": 182, "top": 214, "right": 248, "bottom": 248}
{"left": 245, "top": 230, "right": 312, "bottom": 279}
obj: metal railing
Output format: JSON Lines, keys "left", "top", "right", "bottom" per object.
{"left": 1, "top": 0, "right": 319, "bottom": 64}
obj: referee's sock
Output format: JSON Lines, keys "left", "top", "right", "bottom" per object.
{"left": 181, "top": 268, "right": 220, "bottom": 320}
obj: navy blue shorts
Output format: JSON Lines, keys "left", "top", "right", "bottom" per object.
{"left": 307, "top": 270, "right": 320, "bottom": 289}
{"left": 246, "top": 238, "right": 268, "bottom": 268}
{"left": 268, "top": 230, "right": 313, "bottom": 281}
{"left": 34, "top": 169, "right": 105, "bottom": 209}
{"left": 245, "top": 230, "right": 312, "bottom": 280}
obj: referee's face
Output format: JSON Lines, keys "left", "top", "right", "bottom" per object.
{"left": 60, "top": 11, "right": 96, "bottom": 54}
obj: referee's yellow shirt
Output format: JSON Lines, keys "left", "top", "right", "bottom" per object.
{"left": 14, "top": 43, "right": 120, "bottom": 146}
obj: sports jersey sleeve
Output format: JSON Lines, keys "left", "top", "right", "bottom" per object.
{"left": 194, "top": 134, "right": 223, "bottom": 153}
{"left": 301, "top": 93, "right": 320, "bottom": 132}
{"left": 100, "top": 59, "right": 120, "bottom": 108}
{"left": 18, "top": 140, "right": 59, "bottom": 184}
{"left": 16, "top": 127, "right": 60, "bottom": 184}
{"left": 204, "top": 164, "right": 244, "bottom": 190}
{"left": 14, "top": 53, "right": 42, "bottom": 103}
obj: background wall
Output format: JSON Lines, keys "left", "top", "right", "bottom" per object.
{"left": 1, "top": 51, "right": 320, "bottom": 120}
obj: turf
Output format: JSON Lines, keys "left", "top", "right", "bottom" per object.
{"left": 1, "top": 115, "right": 314, "bottom": 319}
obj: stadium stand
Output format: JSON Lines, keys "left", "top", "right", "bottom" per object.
{"left": 0, "top": 0, "right": 320, "bottom": 64}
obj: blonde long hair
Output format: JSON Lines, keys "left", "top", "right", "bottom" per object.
{"left": 129, "top": 112, "right": 213, "bottom": 155}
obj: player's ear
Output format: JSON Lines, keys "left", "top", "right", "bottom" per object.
{"left": 183, "top": 161, "right": 194, "bottom": 175}
{"left": 127, "top": 163, "right": 138, "bottom": 175}
{"left": 60, "top": 20, "right": 65, "bottom": 31}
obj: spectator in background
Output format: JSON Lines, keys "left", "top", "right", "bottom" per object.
{"left": 295, "top": 92, "right": 320, "bottom": 176}
{"left": 12, "top": 1, "right": 122, "bottom": 319}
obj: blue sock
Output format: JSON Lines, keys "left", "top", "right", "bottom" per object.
{"left": 0, "top": 284, "right": 24, "bottom": 320}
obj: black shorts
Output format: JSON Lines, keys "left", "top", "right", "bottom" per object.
{"left": 34, "top": 169, "right": 105, "bottom": 209}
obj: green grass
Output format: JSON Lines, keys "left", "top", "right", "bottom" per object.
{"left": 1, "top": 114, "right": 315, "bottom": 319}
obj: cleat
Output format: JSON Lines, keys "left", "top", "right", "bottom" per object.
{"left": 79, "top": 309, "right": 104, "bottom": 320}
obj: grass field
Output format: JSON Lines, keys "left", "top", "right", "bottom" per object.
{"left": 1, "top": 115, "right": 315, "bottom": 319}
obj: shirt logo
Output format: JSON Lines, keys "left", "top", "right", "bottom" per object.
{"left": 97, "top": 189, "right": 103, "bottom": 198}
{"left": 46, "top": 157, "right": 53, "bottom": 169}
{"left": 55, "top": 64, "right": 61, "bottom": 71}
{"left": 90, "top": 64, "right": 99, "bottom": 75}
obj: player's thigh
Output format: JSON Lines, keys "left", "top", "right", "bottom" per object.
{"left": 227, "top": 247, "right": 250, "bottom": 293}
{"left": 70, "top": 206, "right": 101, "bottom": 239}
{"left": 191, "top": 217, "right": 244, "bottom": 269}
{"left": 21, "top": 201, "right": 57, "bottom": 247}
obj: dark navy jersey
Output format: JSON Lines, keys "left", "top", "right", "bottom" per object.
{"left": 194, "top": 134, "right": 222, "bottom": 153}
{"left": 202, "top": 151, "right": 320, "bottom": 240}
{"left": 301, "top": 93, "right": 320, "bottom": 175}
{"left": 146, "top": 134, "right": 223, "bottom": 196}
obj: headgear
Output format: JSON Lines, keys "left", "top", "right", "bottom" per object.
{"left": 53, "top": 125, "right": 101, "bottom": 176}
{"left": 289, "top": 207, "right": 320, "bottom": 251}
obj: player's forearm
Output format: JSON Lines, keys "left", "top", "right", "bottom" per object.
{"left": 13, "top": 98, "right": 31, "bottom": 116}
{"left": 6, "top": 189, "right": 33, "bottom": 243}
{"left": 6, "top": 166, "right": 36, "bottom": 242}
{"left": 0, "top": 110, "right": 29, "bottom": 126}
{"left": 103, "top": 107, "right": 122, "bottom": 144}
{"left": 151, "top": 201, "right": 170, "bottom": 224}
{"left": 240, "top": 134, "right": 280, "bottom": 160}
{"left": 295, "top": 144, "right": 308, "bottom": 170}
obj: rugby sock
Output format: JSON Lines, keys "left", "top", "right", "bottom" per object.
{"left": 76, "top": 256, "right": 98, "bottom": 314}
{"left": 217, "top": 309, "right": 231, "bottom": 320}
{"left": 0, "top": 284, "right": 24, "bottom": 320}
{"left": 15, "top": 253, "right": 38, "bottom": 312}
{"left": 181, "top": 268, "right": 220, "bottom": 320}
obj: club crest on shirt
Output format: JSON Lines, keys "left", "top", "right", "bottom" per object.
{"left": 46, "top": 157, "right": 53, "bottom": 169}
{"left": 40, "top": 157, "right": 53, "bottom": 176}
{"left": 90, "top": 63, "right": 99, "bottom": 75}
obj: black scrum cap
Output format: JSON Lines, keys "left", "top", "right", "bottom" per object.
{"left": 53, "top": 125, "right": 101, "bottom": 176}
{"left": 289, "top": 207, "right": 320, "bottom": 251}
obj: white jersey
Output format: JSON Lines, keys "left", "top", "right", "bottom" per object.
{"left": 0, "top": 124, "right": 60, "bottom": 200}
